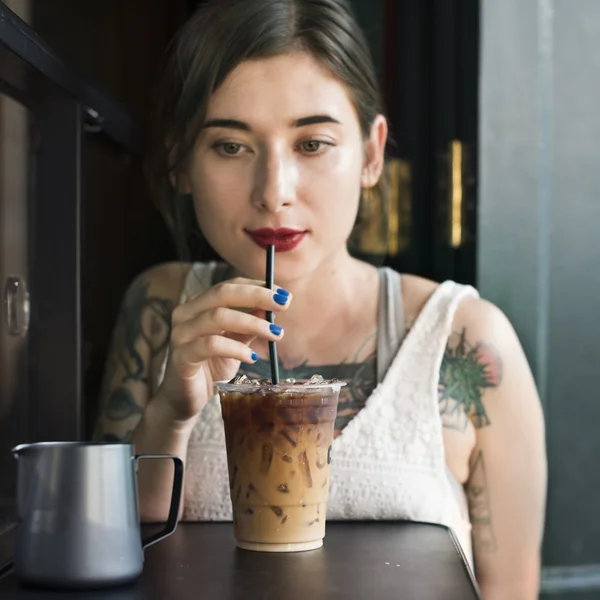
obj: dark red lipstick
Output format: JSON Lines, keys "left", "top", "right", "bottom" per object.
{"left": 245, "top": 228, "right": 307, "bottom": 252}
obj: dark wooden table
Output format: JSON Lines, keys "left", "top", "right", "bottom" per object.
{"left": 0, "top": 522, "right": 481, "bottom": 599}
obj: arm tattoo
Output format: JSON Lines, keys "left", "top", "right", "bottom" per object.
{"left": 96, "top": 278, "right": 174, "bottom": 435}
{"left": 116, "top": 279, "right": 173, "bottom": 383}
{"left": 105, "top": 388, "right": 143, "bottom": 421}
{"left": 467, "top": 450, "right": 498, "bottom": 553}
{"left": 438, "top": 328, "right": 502, "bottom": 430}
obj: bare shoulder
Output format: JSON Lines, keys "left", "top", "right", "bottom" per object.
{"left": 400, "top": 270, "right": 516, "bottom": 339}
{"left": 453, "top": 294, "right": 520, "bottom": 347}
{"left": 448, "top": 292, "right": 541, "bottom": 432}
{"left": 398, "top": 272, "right": 440, "bottom": 324}
{"left": 395, "top": 269, "right": 520, "bottom": 351}
{"left": 400, "top": 273, "right": 523, "bottom": 428}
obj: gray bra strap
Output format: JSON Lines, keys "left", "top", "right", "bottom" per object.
{"left": 376, "top": 268, "right": 406, "bottom": 383}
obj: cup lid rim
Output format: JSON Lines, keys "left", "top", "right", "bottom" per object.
{"left": 214, "top": 380, "right": 346, "bottom": 392}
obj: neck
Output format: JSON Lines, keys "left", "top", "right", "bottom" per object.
{"left": 233, "top": 247, "right": 378, "bottom": 365}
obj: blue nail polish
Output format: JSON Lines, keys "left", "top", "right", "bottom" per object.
{"left": 276, "top": 288, "right": 290, "bottom": 296}
{"left": 251, "top": 351, "right": 259, "bottom": 362}
{"left": 273, "top": 293, "right": 288, "bottom": 305}
{"left": 270, "top": 324, "right": 283, "bottom": 335}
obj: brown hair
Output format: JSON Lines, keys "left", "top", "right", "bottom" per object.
{"left": 148, "top": 0, "right": 388, "bottom": 261}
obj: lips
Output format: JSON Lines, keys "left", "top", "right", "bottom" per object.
{"left": 245, "top": 228, "right": 307, "bottom": 252}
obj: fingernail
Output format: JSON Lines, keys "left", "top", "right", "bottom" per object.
{"left": 273, "top": 293, "right": 288, "bottom": 305}
{"left": 251, "top": 351, "right": 259, "bottom": 362}
{"left": 269, "top": 324, "right": 283, "bottom": 335}
{"left": 276, "top": 288, "right": 290, "bottom": 296}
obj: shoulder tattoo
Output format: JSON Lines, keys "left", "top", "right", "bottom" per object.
{"left": 438, "top": 328, "right": 503, "bottom": 431}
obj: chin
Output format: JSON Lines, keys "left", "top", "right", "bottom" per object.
{"left": 214, "top": 232, "right": 347, "bottom": 283}
{"left": 228, "top": 248, "right": 319, "bottom": 283}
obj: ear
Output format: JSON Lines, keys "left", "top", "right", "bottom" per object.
{"left": 169, "top": 170, "right": 192, "bottom": 194}
{"left": 361, "top": 114, "right": 388, "bottom": 188}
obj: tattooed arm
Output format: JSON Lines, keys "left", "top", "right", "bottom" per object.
{"left": 447, "top": 298, "right": 547, "bottom": 600}
{"left": 93, "top": 263, "right": 185, "bottom": 441}
{"left": 93, "top": 262, "right": 191, "bottom": 520}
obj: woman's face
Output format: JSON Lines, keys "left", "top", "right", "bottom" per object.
{"left": 181, "top": 51, "right": 386, "bottom": 282}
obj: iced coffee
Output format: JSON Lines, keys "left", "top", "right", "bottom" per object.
{"left": 215, "top": 375, "right": 344, "bottom": 552}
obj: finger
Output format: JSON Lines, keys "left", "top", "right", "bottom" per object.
{"left": 171, "top": 307, "right": 284, "bottom": 347}
{"left": 172, "top": 336, "right": 259, "bottom": 378}
{"left": 225, "top": 309, "right": 264, "bottom": 345}
{"left": 224, "top": 332, "right": 257, "bottom": 346}
{"left": 173, "top": 279, "right": 291, "bottom": 324}
{"left": 184, "top": 277, "right": 262, "bottom": 304}
{"left": 250, "top": 308, "right": 267, "bottom": 320}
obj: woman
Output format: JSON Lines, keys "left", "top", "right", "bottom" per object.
{"left": 94, "top": 0, "right": 547, "bottom": 597}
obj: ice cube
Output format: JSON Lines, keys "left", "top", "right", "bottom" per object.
{"left": 298, "top": 451, "right": 313, "bottom": 488}
{"left": 285, "top": 378, "right": 296, "bottom": 384}
{"left": 306, "top": 374, "right": 325, "bottom": 385}
{"left": 278, "top": 428, "right": 298, "bottom": 448}
{"left": 229, "top": 374, "right": 250, "bottom": 384}
{"left": 260, "top": 443, "right": 274, "bottom": 474}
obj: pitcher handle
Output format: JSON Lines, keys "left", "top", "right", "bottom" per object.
{"left": 134, "top": 454, "right": 184, "bottom": 550}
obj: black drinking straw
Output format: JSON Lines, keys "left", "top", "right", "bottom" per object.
{"left": 265, "top": 245, "right": 280, "bottom": 384}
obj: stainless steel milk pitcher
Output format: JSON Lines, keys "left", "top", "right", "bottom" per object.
{"left": 12, "top": 441, "right": 183, "bottom": 589}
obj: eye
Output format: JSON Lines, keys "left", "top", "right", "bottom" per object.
{"left": 299, "top": 140, "right": 332, "bottom": 154}
{"left": 213, "top": 142, "right": 246, "bottom": 156}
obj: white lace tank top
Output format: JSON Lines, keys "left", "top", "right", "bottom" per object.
{"left": 160, "top": 262, "right": 478, "bottom": 564}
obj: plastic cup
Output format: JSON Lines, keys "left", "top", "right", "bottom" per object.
{"left": 216, "top": 380, "right": 344, "bottom": 552}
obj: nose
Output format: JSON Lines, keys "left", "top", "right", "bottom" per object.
{"left": 251, "top": 145, "right": 297, "bottom": 212}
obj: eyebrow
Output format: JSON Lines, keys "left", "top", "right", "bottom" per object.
{"left": 295, "top": 115, "right": 342, "bottom": 127}
{"left": 202, "top": 114, "right": 342, "bottom": 131}
{"left": 202, "top": 118, "right": 251, "bottom": 131}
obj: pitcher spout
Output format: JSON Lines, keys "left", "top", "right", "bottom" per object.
{"left": 12, "top": 443, "right": 32, "bottom": 458}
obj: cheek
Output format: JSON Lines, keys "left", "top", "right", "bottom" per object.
{"left": 189, "top": 159, "right": 251, "bottom": 223}
{"left": 299, "top": 147, "right": 362, "bottom": 223}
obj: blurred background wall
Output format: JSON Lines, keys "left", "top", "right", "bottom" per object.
{"left": 479, "top": 1, "right": 600, "bottom": 597}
